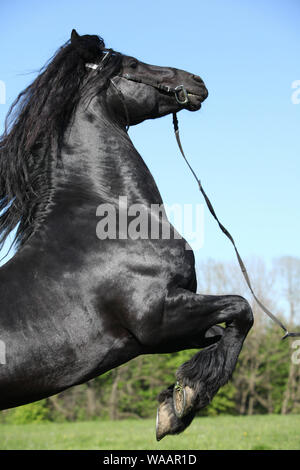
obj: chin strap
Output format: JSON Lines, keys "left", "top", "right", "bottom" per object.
{"left": 172, "top": 112, "right": 300, "bottom": 340}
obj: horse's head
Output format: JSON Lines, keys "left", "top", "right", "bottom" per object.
{"left": 105, "top": 54, "right": 208, "bottom": 127}
{"left": 68, "top": 30, "right": 207, "bottom": 127}
{"left": 0, "top": 30, "right": 208, "bottom": 250}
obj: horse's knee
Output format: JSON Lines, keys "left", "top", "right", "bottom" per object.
{"left": 232, "top": 295, "right": 254, "bottom": 330}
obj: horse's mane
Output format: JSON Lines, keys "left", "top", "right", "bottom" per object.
{"left": 0, "top": 30, "right": 121, "bottom": 253}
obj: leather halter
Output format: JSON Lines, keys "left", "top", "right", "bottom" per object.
{"left": 119, "top": 73, "right": 189, "bottom": 105}
{"left": 110, "top": 73, "right": 191, "bottom": 132}
{"left": 86, "top": 50, "right": 191, "bottom": 130}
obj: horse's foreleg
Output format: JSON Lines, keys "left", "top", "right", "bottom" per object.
{"left": 154, "top": 289, "right": 253, "bottom": 440}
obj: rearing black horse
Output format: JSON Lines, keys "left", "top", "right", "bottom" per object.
{"left": 0, "top": 31, "right": 253, "bottom": 440}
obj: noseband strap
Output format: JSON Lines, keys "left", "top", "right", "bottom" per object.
{"left": 120, "top": 73, "right": 190, "bottom": 105}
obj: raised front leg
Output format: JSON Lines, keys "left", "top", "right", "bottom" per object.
{"left": 147, "top": 289, "right": 254, "bottom": 440}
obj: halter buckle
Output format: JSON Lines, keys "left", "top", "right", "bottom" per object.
{"left": 174, "top": 85, "right": 189, "bottom": 105}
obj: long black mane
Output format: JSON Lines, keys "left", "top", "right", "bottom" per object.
{"left": 0, "top": 30, "right": 121, "bottom": 252}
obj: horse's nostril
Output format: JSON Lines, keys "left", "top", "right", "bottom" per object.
{"left": 192, "top": 75, "right": 204, "bottom": 84}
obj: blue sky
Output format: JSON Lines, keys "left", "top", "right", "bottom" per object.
{"left": 0, "top": 0, "right": 299, "bottom": 267}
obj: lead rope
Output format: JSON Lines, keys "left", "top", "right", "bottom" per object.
{"left": 172, "top": 112, "right": 300, "bottom": 340}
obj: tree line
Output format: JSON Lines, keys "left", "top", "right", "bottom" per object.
{"left": 1, "top": 256, "right": 299, "bottom": 423}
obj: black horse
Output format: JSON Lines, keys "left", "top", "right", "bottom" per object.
{"left": 0, "top": 31, "right": 253, "bottom": 440}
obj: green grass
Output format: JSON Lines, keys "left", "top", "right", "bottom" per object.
{"left": 0, "top": 415, "right": 299, "bottom": 450}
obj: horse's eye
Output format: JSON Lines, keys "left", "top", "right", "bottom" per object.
{"left": 130, "top": 61, "right": 138, "bottom": 69}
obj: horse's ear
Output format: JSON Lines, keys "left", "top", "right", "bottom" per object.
{"left": 71, "top": 29, "right": 80, "bottom": 42}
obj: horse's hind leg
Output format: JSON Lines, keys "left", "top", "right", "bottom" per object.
{"left": 153, "top": 290, "right": 253, "bottom": 440}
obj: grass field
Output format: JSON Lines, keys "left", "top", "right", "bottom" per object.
{"left": 0, "top": 415, "right": 299, "bottom": 450}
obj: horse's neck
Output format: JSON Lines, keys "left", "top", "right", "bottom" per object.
{"left": 57, "top": 97, "right": 162, "bottom": 203}
{"left": 2, "top": 98, "right": 162, "bottom": 273}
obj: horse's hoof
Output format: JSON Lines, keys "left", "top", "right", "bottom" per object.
{"left": 156, "top": 401, "right": 173, "bottom": 441}
{"left": 173, "top": 382, "right": 195, "bottom": 418}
